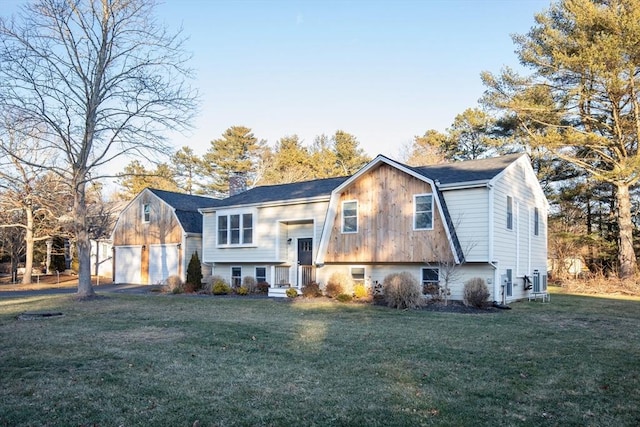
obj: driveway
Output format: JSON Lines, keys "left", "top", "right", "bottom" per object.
{"left": 0, "top": 283, "right": 162, "bottom": 298}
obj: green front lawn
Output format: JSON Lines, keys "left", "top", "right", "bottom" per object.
{"left": 1, "top": 294, "right": 638, "bottom": 426}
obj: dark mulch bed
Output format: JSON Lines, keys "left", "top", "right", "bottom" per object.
{"left": 420, "top": 300, "right": 502, "bottom": 314}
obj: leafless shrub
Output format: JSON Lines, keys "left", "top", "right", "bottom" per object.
{"left": 463, "top": 277, "right": 489, "bottom": 308}
{"left": 164, "top": 275, "right": 184, "bottom": 294}
{"left": 383, "top": 272, "right": 422, "bottom": 310}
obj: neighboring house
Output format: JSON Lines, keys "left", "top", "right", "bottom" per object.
{"left": 112, "top": 188, "right": 221, "bottom": 284}
{"left": 89, "top": 200, "right": 128, "bottom": 279}
{"left": 199, "top": 153, "right": 549, "bottom": 302}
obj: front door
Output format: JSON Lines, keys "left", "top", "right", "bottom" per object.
{"left": 297, "top": 238, "right": 314, "bottom": 286}
{"left": 298, "top": 238, "right": 313, "bottom": 266}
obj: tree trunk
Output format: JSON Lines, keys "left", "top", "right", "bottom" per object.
{"left": 21, "top": 208, "right": 34, "bottom": 285}
{"left": 74, "top": 179, "right": 95, "bottom": 297}
{"left": 616, "top": 183, "right": 637, "bottom": 279}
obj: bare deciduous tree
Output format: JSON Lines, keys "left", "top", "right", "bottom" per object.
{"left": 0, "top": 125, "right": 66, "bottom": 284}
{"left": 0, "top": 0, "right": 198, "bottom": 297}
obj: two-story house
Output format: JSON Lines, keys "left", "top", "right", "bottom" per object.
{"left": 199, "top": 153, "right": 549, "bottom": 303}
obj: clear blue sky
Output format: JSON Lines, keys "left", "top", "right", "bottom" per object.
{"left": 3, "top": 0, "right": 552, "bottom": 160}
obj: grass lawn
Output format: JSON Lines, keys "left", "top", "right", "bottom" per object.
{"left": 1, "top": 293, "right": 639, "bottom": 426}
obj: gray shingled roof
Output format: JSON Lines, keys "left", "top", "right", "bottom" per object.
{"left": 410, "top": 153, "right": 523, "bottom": 185}
{"left": 148, "top": 188, "right": 222, "bottom": 234}
{"left": 213, "top": 176, "right": 350, "bottom": 208}
{"left": 208, "top": 154, "right": 523, "bottom": 209}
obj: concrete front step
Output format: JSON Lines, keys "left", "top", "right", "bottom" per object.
{"left": 268, "top": 287, "right": 301, "bottom": 298}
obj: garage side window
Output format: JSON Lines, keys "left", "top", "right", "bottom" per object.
{"left": 142, "top": 204, "right": 150, "bottom": 223}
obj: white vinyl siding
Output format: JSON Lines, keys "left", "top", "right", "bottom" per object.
{"left": 440, "top": 187, "right": 489, "bottom": 261}
{"left": 201, "top": 200, "right": 329, "bottom": 264}
{"left": 491, "top": 157, "right": 548, "bottom": 301}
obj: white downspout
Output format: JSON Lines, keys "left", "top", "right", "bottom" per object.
{"left": 488, "top": 184, "right": 499, "bottom": 302}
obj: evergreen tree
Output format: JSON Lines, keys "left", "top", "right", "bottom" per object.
{"left": 171, "top": 146, "right": 203, "bottom": 195}
{"left": 332, "top": 130, "right": 370, "bottom": 175}
{"left": 186, "top": 251, "right": 203, "bottom": 291}
{"left": 116, "top": 160, "right": 178, "bottom": 200}
{"left": 201, "top": 126, "right": 264, "bottom": 196}
{"left": 444, "top": 108, "right": 496, "bottom": 160}
{"left": 482, "top": 0, "right": 640, "bottom": 278}
{"left": 260, "top": 135, "right": 312, "bottom": 184}
{"left": 405, "top": 130, "right": 449, "bottom": 166}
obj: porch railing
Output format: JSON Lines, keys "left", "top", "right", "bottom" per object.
{"left": 274, "top": 266, "right": 290, "bottom": 287}
{"left": 300, "top": 265, "right": 316, "bottom": 287}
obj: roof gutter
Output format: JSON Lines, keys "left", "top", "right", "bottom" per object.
{"left": 436, "top": 180, "right": 490, "bottom": 190}
{"left": 199, "top": 195, "right": 331, "bottom": 213}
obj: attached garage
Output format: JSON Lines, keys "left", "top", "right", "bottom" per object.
{"left": 148, "top": 244, "right": 179, "bottom": 284}
{"left": 114, "top": 246, "right": 142, "bottom": 284}
{"left": 111, "top": 188, "right": 222, "bottom": 285}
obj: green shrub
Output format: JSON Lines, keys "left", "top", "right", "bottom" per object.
{"left": 186, "top": 251, "right": 203, "bottom": 291}
{"left": 286, "top": 287, "right": 298, "bottom": 298}
{"left": 256, "top": 281, "right": 270, "bottom": 293}
{"left": 164, "top": 275, "right": 184, "bottom": 294}
{"left": 383, "top": 272, "right": 422, "bottom": 309}
{"left": 235, "top": 286, "right": 249, "bottom": 296}
{"left": 325, "top": 271, "right": 353, "bottom": 297}
{"left": 354, "top": 283, "right": 369, "bottom": 299}
{"left": 242, "top": 276, "right": 257, "bottom": 293}
{"left": 212, "top": 279, "right": 231, "bottom": 295}
{"left": 336, "top": 293, "right": 353, "bottom": 303}
{"left": 463, "top": 277, "right": 489, "bottom": 308}
{"left": 301, "top": 282, "right": 323, "bottom": 298}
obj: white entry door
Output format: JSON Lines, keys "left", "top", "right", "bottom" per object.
{"left": 148, "top": 244, "right": 179, "bottom": 285}
{"left": 115, "top": 246, "right": 142, "bottom": 284}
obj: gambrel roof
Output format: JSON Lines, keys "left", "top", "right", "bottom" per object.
{"left": 201, "top": 154, "right": 527, "bottom": 212}
{"left": 147, "top": 189, "right": 222, "bottom": 234}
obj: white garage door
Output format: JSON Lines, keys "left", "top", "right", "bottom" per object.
{"left": 149, "top": 244, "right": 179, "bottom": 285}
{"left": 115, "top": 246, "right": 142, "bottom": 284}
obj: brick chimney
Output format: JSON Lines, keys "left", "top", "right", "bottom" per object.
{"left": 229, "top": 172, "right": 247, "bottom": 196}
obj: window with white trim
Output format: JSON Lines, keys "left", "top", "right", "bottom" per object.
{"left": 534, "top": 207, "right": 539, "bottom": 236}
{"left": 507, "top": 196, "right": 513, "bottom": 230}
{"left": 218, "top": 212, "right": 253, "bottom": 245}
{"left": 414, "top": 194, "right": 433, "bottom": 230}
{"left": 256, "top": 267, "right": 266, "bottom": 284}
{"left": 351, "top": 267, "right": 365, "bottom": 285}
{"left": 421, "top": 267, "right": 439, "bottom": 295}
{"left": 342, "top": 200, "right": 358, "bottom": 233}
{"left": 231, "top": 266, "right": 242, "bottom": 287}
{"left": 142, "top": 203, "right": 150, "bottom": 223}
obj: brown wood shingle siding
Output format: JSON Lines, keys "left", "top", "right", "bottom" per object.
{"left": 324, "top": 164, "right": 453, "bottom": 263}
{"left": 112, "top": 193, "right": 183, "bottom": 246}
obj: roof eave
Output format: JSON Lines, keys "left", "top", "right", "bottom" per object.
{"left": 199, "top": 194, "right": 331, "bottom": 213}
